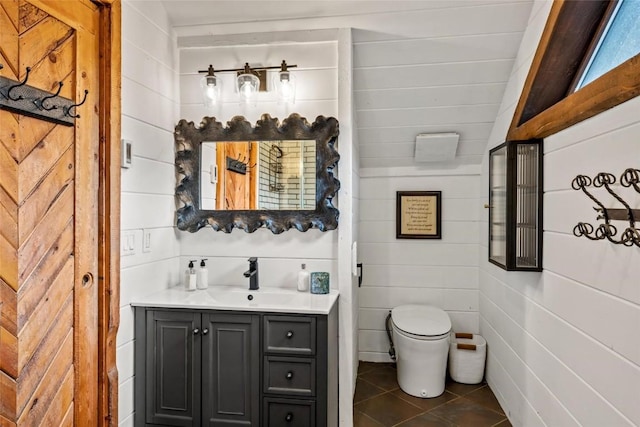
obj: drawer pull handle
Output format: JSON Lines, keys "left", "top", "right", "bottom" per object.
{"left": 286, "top": 331, "right": 294, "bottom": 338}
{"left": 285, "top": 413, "right": 293, "bottom": 422}
{"left": 202, "top": 328, "right": 209, "bottom": 335}
{"left": 286, "top": 371, "right": 294, "bottom": 380}
{"left": 193, "top": 328, "right": 200, "bottom": 335}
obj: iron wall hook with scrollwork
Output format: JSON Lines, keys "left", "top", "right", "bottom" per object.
{"left": 572, "top": 169, "right": 640, "bottom": 247}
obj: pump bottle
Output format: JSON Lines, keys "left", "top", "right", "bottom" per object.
{"left": 297, "top": 263, "right": 310, "bottom": 292}
{"left": 185, "top": 260, "right": 197, "bottom": 291}
{"left": 197, "top": 259, "right": 209, "bottom": 290}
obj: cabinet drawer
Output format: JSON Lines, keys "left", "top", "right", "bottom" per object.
{"left": 264, "top": 315, "right": 316, "bottom": 355}
{"left": 264, "top": 356, "right": 315, "bottom": 396}
{"left": 263, "top": 397, "right": 316, "bottom": 427}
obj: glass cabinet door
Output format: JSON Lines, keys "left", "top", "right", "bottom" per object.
{"left": 489, "top": 145, "right": 507, "bottom": 266}
{"left": 489, "top": 140, "right": 542, "bottom": 271}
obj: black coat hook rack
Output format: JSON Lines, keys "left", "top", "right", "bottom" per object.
{"left": 0, "top": 65, "right": 87, "bottom": 126}
{"left": 572, "top": 169, "right": 640, "bottom": 247}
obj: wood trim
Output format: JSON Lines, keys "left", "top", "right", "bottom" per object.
{"left": 507, "top": 0, "right": 640, "bottom": 141}
{"left": 95, "top": 1, "right": 121, "bottom": 426}
{"left": 508, "top": 55, "right": 640, "bottom": 140}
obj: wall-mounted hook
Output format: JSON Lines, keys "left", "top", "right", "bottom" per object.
{"left": 7, "top": 67, "right": 31, "bottom": 101}
{"left": 64, "top": 89, "right": 88, "bottom": 118}
{"left": 35, "top": 81, "right": 63, "bottom": 111}
{"left": 572, "top": 169, "right": 640, "bottom": 247}
{"left": 620, "top": 168, "right": 640, "bottom": 193}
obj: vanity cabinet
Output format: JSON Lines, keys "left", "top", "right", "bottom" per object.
{"left": 135, "top": 308, "right": 337, "bottom": 427}
{"left": 135, "top": 309, "right": 259, "bottom": 426}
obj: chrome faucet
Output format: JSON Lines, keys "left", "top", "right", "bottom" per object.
{"left": 243, "top": 257, "right": 259, "bottom": 290}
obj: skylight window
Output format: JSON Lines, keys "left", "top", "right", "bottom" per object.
{"left": 575, "top": 0, "right": 640, "bottom": 90}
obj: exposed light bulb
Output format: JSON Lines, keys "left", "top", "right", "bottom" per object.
{"left": 275, "top": 69, "right": 296, "bottom": 104}
{"left": 200, "top": 65, "right": 220, "bottom": 108}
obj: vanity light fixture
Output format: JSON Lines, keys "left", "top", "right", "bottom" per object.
{"left": 275, "top": 60, "right": 296, "bottom": 104}
{"left": 237, "top": 63, "right": 261, "bottom": 104}
{"left": 198, "top": 61, "right": 298, "bottom": 107}
{"left": 200, "top": 65, "right": 221, "bottom": 107}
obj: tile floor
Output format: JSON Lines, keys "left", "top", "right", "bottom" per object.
{"left": 354, "top": 362, "right": 511, "bottom": 427}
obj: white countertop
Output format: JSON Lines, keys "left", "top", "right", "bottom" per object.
{"left": 131, "top": 285, "right": 340, "bottom": 315}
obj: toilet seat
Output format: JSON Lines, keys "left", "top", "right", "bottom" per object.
{"left": 392, "top": 304, "right": 451, "bottom": 339}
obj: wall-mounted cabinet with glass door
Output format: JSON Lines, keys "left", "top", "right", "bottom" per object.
{"left": 489, "top": 140, "right": 543, "bottom": 271}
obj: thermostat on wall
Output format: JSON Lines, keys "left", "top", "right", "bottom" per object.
{"left": 121, "top": 139, "right": 132, "bottom": 168}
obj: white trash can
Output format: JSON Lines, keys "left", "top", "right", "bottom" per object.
{"left": 448, "top": 333, "right": 486, "bottom": 384}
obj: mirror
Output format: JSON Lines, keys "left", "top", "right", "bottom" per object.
{"left": 200, "top": 140, "right": 317, "bottom": 211}
{"left": 175, "top": 113, "right": 340, "bottom": 233}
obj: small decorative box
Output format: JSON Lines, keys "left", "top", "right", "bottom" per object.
{"left": 310, "top": 272, "right": 330, "bottom": 294}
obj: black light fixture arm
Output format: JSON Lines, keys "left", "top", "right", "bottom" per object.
{"left": 197, "top": 60, "right": 297, "bottom": 74}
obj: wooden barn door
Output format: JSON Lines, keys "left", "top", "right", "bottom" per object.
{"left": 0, "top": 0, "right": 120, "bottom": 425}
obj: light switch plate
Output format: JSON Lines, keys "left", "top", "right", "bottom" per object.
{"left": 142, "top": 228, "right": 151, "bottom": 253}
{"left": 121, "top": 230, "right": 136, "bottom": 256}
{"left": 121, "top": 139, "right": 132, "bottom": 168}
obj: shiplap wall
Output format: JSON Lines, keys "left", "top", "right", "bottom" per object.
{"left": 481, "top": 2, "right": 640, "bottom": 426}
{"left": 358, "top": 170, "right": 481, "bottom": 361}
{"left": 176, "top": 42, "right": 339, "bottom": 289}
{"left": 118, "top": 2, "right": 180, "bottom": 425}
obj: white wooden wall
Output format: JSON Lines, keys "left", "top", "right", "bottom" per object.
{"left": 481, "top": 2, "right": 640, "bottom": 426}
{"left": 118, "top": 2, "right": 180, "bottom": 425}
{"left": 176, "top": 41, "right": 339, "bottom": 288}
{"left": 358, "top": 169, "right": 481, "bottom": 361}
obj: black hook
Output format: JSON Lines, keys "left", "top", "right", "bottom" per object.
{"left": 65, "top": 89, "right": 88, "bottom": 118}
{"left": 36, "top": 81, "right": 63, "bottom": 111}
{"left": 7, "top": 67, "right": 31, "bottom": 101}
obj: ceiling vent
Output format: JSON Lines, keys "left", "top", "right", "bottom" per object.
{"left": 414, "top": 133, "right": 459, "bottom": 162}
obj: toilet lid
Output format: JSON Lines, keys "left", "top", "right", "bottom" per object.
{"left": 392, "top": 304, "right": 451, "bottom": 337}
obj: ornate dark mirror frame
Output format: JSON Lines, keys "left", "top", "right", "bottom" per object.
{"left": 175, "top": 113, "right": 340, "bottom": 233}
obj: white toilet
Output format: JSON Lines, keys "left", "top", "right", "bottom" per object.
{"left": 391, "top": 304, "right": 451, "bottom": 398}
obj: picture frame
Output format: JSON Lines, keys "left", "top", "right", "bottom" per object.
{"left": 396, "top": 191, "right": 442, "bottom": 239}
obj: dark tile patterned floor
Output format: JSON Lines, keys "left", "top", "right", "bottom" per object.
{"left": 354, "top": 362, "right": 511, "bottom": 427}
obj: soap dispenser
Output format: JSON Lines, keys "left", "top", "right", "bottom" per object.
{"left": 185, "top": 260, "right": 197, "bottom": 291}
{"left": 197, "top": 259, "right": 208, "bottom": 290}
{"left": 297, "top": 263, "right": 310, "bottom": 292}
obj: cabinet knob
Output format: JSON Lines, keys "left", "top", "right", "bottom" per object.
{"left": 202, "top": 328, "right": 209, "bottom": 335}
{"left": 193, "top": 328, "right": 200, "bottom": 335}
{"left": 285, "top": 413, "right": 293, "bottom": 422}
{"left": 286, "top": 331, "right": 294, "bottom": 338}
{"left": 286, "top": 371, "right": 294, "bottom": 380}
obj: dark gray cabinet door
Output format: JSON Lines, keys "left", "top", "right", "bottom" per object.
{"left": 201, "top": 313, "right": 260, "bottom": 427}
{"left": 145, "top": 310, "right": 201, "bottom": 426}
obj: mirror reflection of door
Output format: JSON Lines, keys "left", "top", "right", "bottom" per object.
{"left": 216, "top": 141, "right": 258, "bottom": 209}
